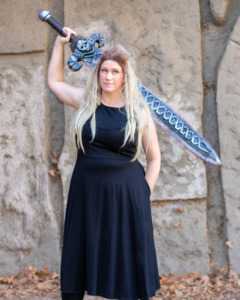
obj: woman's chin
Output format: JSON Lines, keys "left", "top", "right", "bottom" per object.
{"left": 101, "top": 86, "right": 123, "bottom": 94}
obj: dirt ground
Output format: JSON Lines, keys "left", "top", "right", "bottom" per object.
{"left": 1, "top": 265, "right": 240, "bottom": 299}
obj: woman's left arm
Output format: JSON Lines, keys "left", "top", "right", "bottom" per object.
{"left": 142, "top": 111, "right": 161, "bottom": 193}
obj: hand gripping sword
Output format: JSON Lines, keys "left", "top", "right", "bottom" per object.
{"left": 39, "top": 10, "right": 221, "bottom": 166}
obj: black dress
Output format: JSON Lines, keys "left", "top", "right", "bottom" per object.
{"left": 61, "top": 103, "right": 160, "bottom": 299}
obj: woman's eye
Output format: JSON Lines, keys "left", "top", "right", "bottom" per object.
{"left": 113, "top": 70, "right": 119, "bottom": 73}
{"left": 101, "top": 69, "right": 107, "bottom": 72}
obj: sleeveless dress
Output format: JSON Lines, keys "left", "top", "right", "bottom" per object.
{"left": 61, "top": 103, "right": 160, "bottom": 299}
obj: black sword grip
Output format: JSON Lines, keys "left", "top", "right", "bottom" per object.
{"left": 38, "top": 10, "right": 76, "bottom": 43}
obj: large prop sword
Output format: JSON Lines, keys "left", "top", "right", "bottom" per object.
{"left": 39, "top": 10, "right": 221, "bottom": 166}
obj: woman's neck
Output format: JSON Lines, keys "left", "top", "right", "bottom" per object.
{"left": 101, "top": 92, "right": 125, "bottom": 108}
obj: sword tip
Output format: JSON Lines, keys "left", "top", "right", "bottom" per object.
{"left": 206, "top": 153, "right": 222, "bottom": 166}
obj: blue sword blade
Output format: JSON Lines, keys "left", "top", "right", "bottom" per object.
{"left": 138, "top": 82, "right": 221, "bottom": 165}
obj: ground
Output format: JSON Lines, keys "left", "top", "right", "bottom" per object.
{"left": 0, "top": 265, "right": 240, "bottom": 299}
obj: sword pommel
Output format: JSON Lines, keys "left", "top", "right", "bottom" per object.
{"left": 38, "top": 10, "right": 51, "bottom": 22}
{"left": 38, "top": 10, "right": 76, "bottom": 43}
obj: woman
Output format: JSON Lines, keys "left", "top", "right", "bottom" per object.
{"left": 48, "top": 27, "right": 161, "bottom": 300}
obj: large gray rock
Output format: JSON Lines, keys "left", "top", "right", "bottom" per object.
{"left": 0, "top": 0, "right": 47, "bottom": 53}
{"left": 217, "top": 17, "right": 240, "bottom": 273}
{"left": 0, "top": 54, "right": 61, "bottom": 276}
{"left": 209, "top": 0, "right": 229, "bottom": 25}
{"left": 152, "top": 200, "right": 210, "bottom": 275}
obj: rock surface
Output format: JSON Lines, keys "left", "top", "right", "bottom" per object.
{"left": 0, "top": 0, "right": 47, "bottom": 53}
{"left": 152, "top": 200, "right": 209, "bottom": 275}
{"left": 217, "top": 17, "right": 240, "bottom": 273}
{"left": 209, "top": 0, "right": 229, "bottom": 25}
{"left": 0, "top": 54, "right": 61, "bottom": 276}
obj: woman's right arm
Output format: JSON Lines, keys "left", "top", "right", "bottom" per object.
{"left": 48, "top": 28, "right": 85, "bottom": 109}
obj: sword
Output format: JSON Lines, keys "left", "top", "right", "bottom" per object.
{"left": 39, "top": 10, "right": 221, "bottom": 166}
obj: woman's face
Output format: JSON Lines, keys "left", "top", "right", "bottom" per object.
{"left": 99, "top": 60, "right": 125, "bottom": 94}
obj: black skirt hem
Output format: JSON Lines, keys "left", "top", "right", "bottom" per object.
{"left": 61, "top": 287, "right": 160, "bottom": 300}
{"left": 60, "top": 287, "right": 161, "bottom": 300}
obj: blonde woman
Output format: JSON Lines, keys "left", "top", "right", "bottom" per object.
{"left": 48, "top": 27, "right": 161, "bottom": 300}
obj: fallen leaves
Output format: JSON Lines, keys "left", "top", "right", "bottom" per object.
{"left": 0, "top": 265, "right": 60, "bottom": 299}
{"left": 5, "top": 276, "right": 14, "bottom": 285}
{"left": 175, "top": 207, "right": 184, "bottom": 213}
{"left": 157, "top": 265, "right": 240, "bottom": 300}
{"left": 0, "top": 265, "right": 240, "bottom": 299}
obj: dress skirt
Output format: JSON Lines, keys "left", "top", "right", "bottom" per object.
{"left": 61, "top": 152, "right": 160, "bottom": 299}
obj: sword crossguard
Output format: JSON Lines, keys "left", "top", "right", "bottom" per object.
{"left": 68, "top": 33, "right": 104, "bottom": 71}
{"left": 38, "top": 10, "right": 105, "bottom": 71}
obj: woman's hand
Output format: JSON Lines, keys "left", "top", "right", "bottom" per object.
{"left": 57, "top": 27, "right": 77, "bottom": 45}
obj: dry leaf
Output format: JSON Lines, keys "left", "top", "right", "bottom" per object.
{"left": 168, "top": 286, "right": 176, "bottom": 294}
{"left": 200, "top": 275, "right": 210, "bottom": 286}
{"left": 210, "top": 260, "right": 218, "bottom": 267}
{"left": 226, "top": 241, "right": 233, "bottom": 248}
{"left": 51, "top": 158, "right": 58, "bottom": 164}
{"left": 0, "top": 277, "right": 7, "bottom": 284}
{"left": 216, "top": 278, "right": 223, "bottom": 287}
{"left": 51, "top": 149, "right": 58, "bottom": 158}
{"left": 23, "top": 249, "right": 31, "bottom": 256}
{"left": 48, "top": 170, "right": 56, "bottom": 176}
{"left": 176, "top": 207, "right": 184, "bottom": 213}
{"left": 174, "top": 222, "right": 180, "bottom": 228}
{"left": 6, "top": 275, "right": 14, "bottom": 284}
{"left": 160, "top": 278, "right": 171, "bottom": 285}
{"left": 36, "top": 282, "right": 52, "bottom": 292}
{"left": 51, "top": 272, "right": 60, "bottom": 280}
{"left": 183, "top": 271, "right": 199, "bottom": 279}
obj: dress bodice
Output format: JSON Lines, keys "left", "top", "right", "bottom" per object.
{"left": 80, "top": 103, "right": 137, "bottom": 160}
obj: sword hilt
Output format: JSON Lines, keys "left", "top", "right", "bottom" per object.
{"left": 39, "top": 10, "right": 104, "bottom": 72}
{"left": 38, "top": 10, "right": 76, "bottom": 43}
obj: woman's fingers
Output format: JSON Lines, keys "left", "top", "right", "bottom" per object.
{"left": 63, "top": 27, "right": 77, "bottom": 36}
{"left": 59, "top": 27, "right": 77, "bottom": 44}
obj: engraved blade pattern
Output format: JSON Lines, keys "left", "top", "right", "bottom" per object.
{"left": 138, "top": 83, "right": 221, "bottom": 165}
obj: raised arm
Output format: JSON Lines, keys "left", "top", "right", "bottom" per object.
{"left": 142, "top": 110, "right": 161, "bottom": 193}
{"left": 48, "top": 27, "right": 85, "bottom": 109}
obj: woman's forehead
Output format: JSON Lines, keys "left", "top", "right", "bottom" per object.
{"left": 101, "top": 60, "right": 122, "bottom": 69}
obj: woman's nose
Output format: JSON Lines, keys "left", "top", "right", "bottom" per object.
{"left": 106, "top": 72, "right": 112, "bottom": 79}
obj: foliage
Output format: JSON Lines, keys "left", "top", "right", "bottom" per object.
{"left": 0, "top": 265, "right": 240, "bottom": 299}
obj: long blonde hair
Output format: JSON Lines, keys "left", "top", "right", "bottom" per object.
{"left": 71, "top": 45, "right": 150, "bottom": 160}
